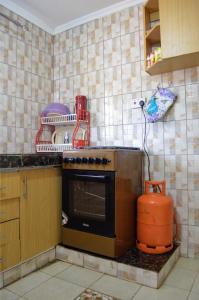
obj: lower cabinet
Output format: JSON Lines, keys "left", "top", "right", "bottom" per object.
{"left": 0, "top": 219, "right": 20, "bottom": 271}
{"left": 20, "top": 167, "right": 61, "bottom": 261}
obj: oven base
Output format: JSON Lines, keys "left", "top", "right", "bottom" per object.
{"left": 62, "top": 227, "right": 116, "bottom": 257}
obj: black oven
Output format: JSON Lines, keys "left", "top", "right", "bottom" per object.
{"left": 62, "top": 169, "right": 115, "bottom": 237}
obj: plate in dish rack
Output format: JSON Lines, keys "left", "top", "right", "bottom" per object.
{"left": 51, "top": 127, "right": 67, "bottom": 144}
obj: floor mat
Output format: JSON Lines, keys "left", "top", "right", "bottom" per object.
{"left": 76, "top": 288, "right": 119, "bottom": 300}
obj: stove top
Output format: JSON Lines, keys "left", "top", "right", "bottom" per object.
{"left": 78, "top": 146, "right": 140, "bottom": 150}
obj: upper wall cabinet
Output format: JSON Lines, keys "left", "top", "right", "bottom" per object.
{"left": 144, "top": 0, "right": 199, "bottom": 75}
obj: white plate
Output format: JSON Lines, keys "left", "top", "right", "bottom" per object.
{"left": 51, "top": 127, "right": 68, "bottom": 144}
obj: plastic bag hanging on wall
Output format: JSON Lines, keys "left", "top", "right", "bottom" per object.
{"left": 145, "top": 87, "right": 176, "bottom": 122}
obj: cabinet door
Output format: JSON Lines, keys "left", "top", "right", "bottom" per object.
{"left": 0, "top": 172, "right": 20, "bottom": 201}
{"left": 159, "top": 0, "right": 199, "bottom": 58}
{"left": 0, "top": 219, "right": 20, "bottom": 271}
{"left": 20, "top": 168, "right": 61, "bottom": 261}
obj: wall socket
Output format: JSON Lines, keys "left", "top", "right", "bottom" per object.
{"left": 132, "top": 97, "right": 146, "bottom": 109}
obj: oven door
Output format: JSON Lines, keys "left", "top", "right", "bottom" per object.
{"left": 62, "top": 169, "right": 115, "bottom": 237}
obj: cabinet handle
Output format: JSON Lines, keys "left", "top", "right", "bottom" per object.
{"left": 23, "top": 176, "right": 28, "bottom": 198}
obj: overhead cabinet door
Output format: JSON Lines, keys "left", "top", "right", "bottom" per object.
{"left": 159, "top": 0, "right": 199, "bottom": 58}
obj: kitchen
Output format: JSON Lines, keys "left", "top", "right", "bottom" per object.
{"left": 0, "top": 0, "right": 199, "bottom": 299}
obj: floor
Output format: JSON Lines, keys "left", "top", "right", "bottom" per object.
{"left": 1, "top": 257, "right": 199, "bottom": 300}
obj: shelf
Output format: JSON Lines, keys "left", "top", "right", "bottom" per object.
{"left": 40, "top": 114, "right": 77, "bottom": 125}
{"left": 146, "top": 24, "right": 160, "bottom": 43}
{"left": 36, "top": 143, "right": 73, "bottom": 153}
{"left": 145, "top": 51, "right": 199, "bottom": 75}
{"left": 145, "top": 0, "right": 159, "bottom": 11}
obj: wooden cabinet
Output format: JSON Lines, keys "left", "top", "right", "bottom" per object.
{"left": 20, "top": 167, "right": 61, "bottom": 261}
{"left": 0, "top": 220, "right": 20, "bottom": 271}
{"left": 0, "top": 172, "right": 20, "bottom": 271}
{"left": 144, "top": 0, "right": 199, "bottom": 75}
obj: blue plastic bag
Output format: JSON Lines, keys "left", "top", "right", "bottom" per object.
{"left": 145, "top": 87, "right": 176, "bottom": 122}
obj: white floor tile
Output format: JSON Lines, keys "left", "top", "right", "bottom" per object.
{"left": 23, "top": 277, "right": 84, "bottom": 300}
{"left": 133, "top": 285, "right": 189, "bottom": 300}
{"left": 175, "top": 257, "right": 199, "bottom": 272}
{"left": 191, "top": 273, "right": 199, "bottom": 294}
{"left": 90, "top": 274, "right": 140, "bottom": 300}
{"left": 55, "top": 265, "right": 103, "bottom": 288}
{"left": 0, "top": 289, "right": 18, "bottom": 300}
{"left": 188, "top": 291, "right": 199, "bottom": 300}
{"left": 6, "top": 271, "right": 51, "bottom": 296}
{"left": 40, "top": 261, "right": 71, "bottom": 276}
{"left": 164, "top": 266, "right": 197, "bottom": 290}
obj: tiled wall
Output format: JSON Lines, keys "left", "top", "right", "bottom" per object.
{"left": 0, "top": 3, "right": 199, "bottom": 258}
{"left": 0, "top": 5, "right": 53, "bottom": 153}
{"left": 53, "top": 5, "right": 199, "bottom": 258}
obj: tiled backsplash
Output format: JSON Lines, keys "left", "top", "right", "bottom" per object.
{"left": 0, "top": 5, "right": 53, "bottom": 153}
{"left": 0, "top": 3, "right": 199, "bottom": 258}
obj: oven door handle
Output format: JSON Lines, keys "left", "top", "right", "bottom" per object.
{"left": 73, "top": 174, "right": 108, "bottom": 181}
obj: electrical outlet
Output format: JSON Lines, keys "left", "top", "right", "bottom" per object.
{"left": 132, "top": 97, "right": 146, "bottom": 109}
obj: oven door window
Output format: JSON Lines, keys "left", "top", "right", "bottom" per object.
{"left": 70, "top": 179, "right": 106, "bottom": 221}
{"left": 62, "top": 170, "right": 115, "bottom": 237}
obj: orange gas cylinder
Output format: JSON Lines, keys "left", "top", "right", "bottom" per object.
{"left": 137, "top": 180, "right": 173, "bottom": 254}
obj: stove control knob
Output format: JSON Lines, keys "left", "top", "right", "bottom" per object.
{"left": 95, "top": 157, "right": 102, "bottom": 164}
{"left": 102, "top": 158, "right": 111, "bottom": 164}
{"left": 88, "top": 157, "right": 94, "bottom": 164}
{"left": 63, "top": 157, "right": 69, "bottom": 163}
{"left": 82, "top": 157, "right": 88, "bottom": 163}
{"left": 68, "top": 157, "right": 75, "bottom": 163}
{"left": 75, "top": 157, "right": 82, "bottom": 164}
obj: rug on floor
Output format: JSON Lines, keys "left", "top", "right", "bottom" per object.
{"left": 75, "top": 288, "right": 119, "bottom": 300}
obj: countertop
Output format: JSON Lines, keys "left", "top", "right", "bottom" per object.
{"left": 0, "top": 154, "right": 62, "bottom": 172}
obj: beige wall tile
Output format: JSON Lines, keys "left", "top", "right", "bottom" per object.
{"left": 168, "top": 190, "right": 188, "bottom": 225}
{"left": 122, "top": 62, "right": 141, "bottom": 93}
{"left": 144, "top": 155, "right": 165, "bottom": 181}
{"left": 186, "top": 84, "right": 199, "bottom": 119}
{"left": 88, "top": 98, "right": 105, "bottom": 127}
{"left": 120, "top": 6, "right": 139, "bottom": 35}
{"left": 165, "top": 155, "right": 187, "bottom": 190}
{"left": 73, "top": 46, "right": 87, "bottom": 75}
{"left": 73, "top": 74, "right": 88, "bottom": 97}
{"left": 103, "top": 12, "right": 120, "bottom": 40}
{"left": 73, "top": 24, "right": 87, "bottom": 49}
{"left": 188, "top": 155, "right": 199, "bottom": 190}
{"left": 188, "top": 226, "right": 199, "bottom": 258}
{"left": 104, "top": 66, "right": 122, "bottom": 96}
{"left": 17, "top": 40, "right": 31, "bottom": 72}
{"left": 88, "top": 42, "right": 103, "bottom": 72}
{"left": 90, "top": 126, "right": 105, "bottom": 146}
{"left": 0, "top": 63, "right": 16, "bottom": 96}
{"left": 164, "top": 120, "right": 187, "bottom": 155}
{"left": 60, "top": 51, "right": 73, "bottom": 78}
{"left": 123, "top": 92, "right": 143, "bottom": 124}
{"left": 0, "top": 31, "right": 16, "bottom": 66}
{"left": 147, "top": 122, "right": 164, "bottom": 155}
{"left": 104, "top": 37, "right": 121, "bottom": 68}
{"left": 88, "top": 70, "right": 104, "bottom": 98}
{"left": 188, "top": 191, "right": 199, "bottom": 226}
{"left": 187, "top": 119, "right": 199, "bottom": 154}
{"left": 105, "top": 95, "right": 122, "bottom": 125}
{"left": 185, "top": 66, "right": 199, "bottom": 84}
{"left": 88, "top": 18, "right": 103, "bottom": 45}
{"left": 123, "top": 124, "right": 143, "bottom": 148}
{"left": 105, "top": 125, "right": 123, "bottom": 146}
{"left": 121, "top": 32, "right": 140, "bottom": 63}
{"left": 59, "top": 29, "right": 73, "bottom": 53}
